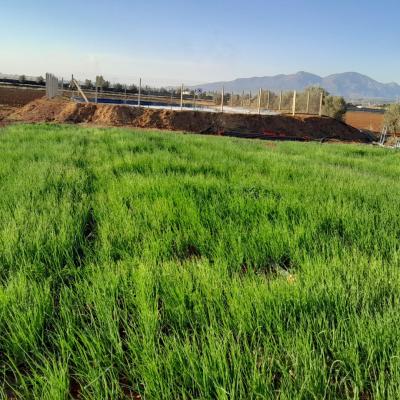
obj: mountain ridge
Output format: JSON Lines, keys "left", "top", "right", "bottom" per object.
{"left": 191, "top": 72, "right": 400, "bottom": 100}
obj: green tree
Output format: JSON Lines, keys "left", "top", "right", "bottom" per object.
{"left": 323, "top": 95, "right": 347, "bottom": 120}
{"left": 84, "top": 79, "right": 93, "bottom": 89}
{"left": 95, "top": 76, "right": 105, "bottom": 89}
{"left": 128, "top": 84, "right": 137, "bottom": 93}
{"left": 384, "top": 104, "right": 400, "bottom": 133}
{"left": 113, "top": 83, "right": 123, "bottom": 91}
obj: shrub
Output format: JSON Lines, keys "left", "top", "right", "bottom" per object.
{"left": 323, "top": 95, "right": 347, "bottom": 120}
{"left": 384, "top": 104, "right": 400, "bottom": 133}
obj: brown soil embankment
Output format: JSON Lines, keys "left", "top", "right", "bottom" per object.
{"left": 8, "top": 98, "right": 373, "bottom": 142}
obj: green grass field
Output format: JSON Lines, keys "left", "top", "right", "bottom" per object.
{"left": 1, "top": 124, "right": 400, "bottom": 399}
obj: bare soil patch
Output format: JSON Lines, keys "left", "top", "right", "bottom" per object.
{"left": 0, "top": 105, "right": 18, "bottom": 127}
{"left": 7, "top": 98, "right": 373, "bottom": 142}
{"left": 345, "top": 111, "right": 384, "bottom": 133}
{"left": 0, "top": 86, "right": 45, "bottom": 107}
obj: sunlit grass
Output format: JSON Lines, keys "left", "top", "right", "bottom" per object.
{"left": 1, "top": 124, "right": 400, "bottom": 399}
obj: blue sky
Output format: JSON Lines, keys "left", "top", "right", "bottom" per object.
{"left": 1, "top": 0, "right": 399, "bottom": 86}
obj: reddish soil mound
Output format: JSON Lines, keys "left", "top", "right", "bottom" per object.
{"left": 0, "top": 86, "right": 45, "bottom": 106}
{"left": 11, "top": 98, "right": 67, "bottom": 122}
{"left": 9, "top": 98, "right": 372, "bottom": 143}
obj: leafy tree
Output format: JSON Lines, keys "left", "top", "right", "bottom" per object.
{"left": 95, "top": 76, "right": 106, "bottom": 89}
{"left": 306, "top": 86, "right": 329, "bottom": 97}
{"left": 84, "top": 79, "right": 93, "bottom": 89}
{"left": 384, "top": 104, "right": 400, "bottom": 133}
{"left": 159, "top": 88, "right": 169, "bottom": 96}
{"left": 113, "top": 83, "right": 124, "bottom": 91}
{"left": 19, "top": 75, "right": 26, "bottom": 83}
{"left": 128, "top": 84, "right": 137, "bottom": 93}
{"left": 214, "top": 93, "right": 222, "bottom": 105}
{"left": 323, "top": 95, "right": 347, "bottom": 120}
{"left": 294, "top": 87, "right": 346, "bottom": 119}
{"left": 36, "top": 76, "right": 45, "bottom": 85}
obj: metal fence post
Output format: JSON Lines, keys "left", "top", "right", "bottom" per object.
{"left": 319, "top": 91, "right": 323, "bottom": 116}
{"left": 292, "top": 90, "right": 296, "bottom": 116}
{"left": 138, "top": 78, "right": 141, "bottom": 107}
{"left": 257, "top": 88, "right": 262, "bottom": 114}
{"left": 221, "top": 86, "right": 224, "bottom": 113}
{"left": 180, "top": 83, "right": 183, "bottom": 110}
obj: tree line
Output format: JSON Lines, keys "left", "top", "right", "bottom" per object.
{"left": 80, "top": 76, "right": 213, "bottom": 100}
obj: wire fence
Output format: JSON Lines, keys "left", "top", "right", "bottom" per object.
{"left": 49, "top": 74, "right": 326, "bottom": 116}
{"left": 216, "top": 89, "right": 324, "bottom": 115}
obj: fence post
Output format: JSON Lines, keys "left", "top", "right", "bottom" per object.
{"left": 71, "top": 75, "right": 74, "bottom": 99}
{"left": 241, "top": 90, "right": 244, "bottom": 107}
{"left": 138, "top": 78, "right": 141, "bottom": 107}
{"left": 180, "top": 84, "right": 183, "bottom": 110}
{"left": 279, "top": 91, "right": 282, "bottom": 111}
{"left": 221, "top": 86, "right": 224, "bottom": 113}
{"left": 306, "top": 91, "right": 310, "bottom": 114}
{"left": 319, "top": 91, "right": 323, "bottom": 116}
{"left": 292, "top": 90, "right": 296, "bottom": 116}
{"left": 193, "top": 91, "right": 196, "bottom": 110}
{"left": 266, "top": 90, "right": 270, "bottom": 110}
{"left": 257, "top": 88, "right": 262, "bottom": 114}
{"left": 45, "top": 73, "right": 60, "bottom": 99}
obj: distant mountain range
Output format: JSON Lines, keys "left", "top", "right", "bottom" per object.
{"left": 191, "top": 71, "right": 400, "bottom": 100}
